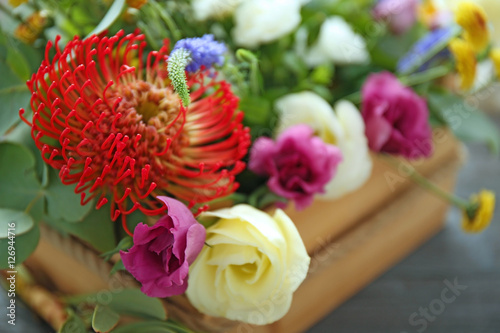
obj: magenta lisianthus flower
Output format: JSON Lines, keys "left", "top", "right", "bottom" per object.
{"left": 372, "top": 0, "right": 418, "bottom": 35}
{"left": 249, "top": 124, "right": 342, "bottom": 210}
{"left": 361, "top": 72, "right": 433, "bottom": 159}
{"left": 120, "top": 196, "right": 206, "bottom": 298}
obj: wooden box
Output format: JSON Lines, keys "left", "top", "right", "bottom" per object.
{"left": 25, "top": 131, "right": 464, "bottom": 333}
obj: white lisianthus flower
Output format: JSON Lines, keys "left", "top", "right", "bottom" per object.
{"left": 186, "top": 205, "right": 310, "bottom": 325}
{"left": 301, "top": 16, "right": 370, "bottom": 67}
{"left": 275, "top": 92, "right": 372, "bottom": 199}
{"left": 191, "top": 0, "right": 243, "bottom": 21}
{"left": 232, "top": 0, "right": 303, "bottom": 48}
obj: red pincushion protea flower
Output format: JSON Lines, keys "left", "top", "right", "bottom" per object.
{"left": 20, "top": 30, "right": 250, "bottom": 225}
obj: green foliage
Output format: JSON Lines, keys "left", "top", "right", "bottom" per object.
{"left": 0, "top": 209, "right": 39, "bottom": 269}
{"left": 92, "top": 305, "right": 120, "bottom": 333}
{"left": 110, "top": 320, "right": 194, "bottom": 333}
{"left": 427, "top": 91, "right": 500, "bottom": 154}
{"left": 59, "top": 309, "right": 87, "bottom": 333}
{"left": 85, "top": 0, "right": 126, "bottom": 37}
{"left": 66, "top": 288, "right": 167, "bottom": 321}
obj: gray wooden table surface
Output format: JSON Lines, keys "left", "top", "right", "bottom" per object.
{"left": 2, "top": 116, "right": 499, "bottom": 333}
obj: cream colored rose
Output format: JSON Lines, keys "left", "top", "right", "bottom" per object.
{"left": 275, "top": 92, "right": 372, "bottom": 199}
{"left": 300, "top": 16, "right": 370, "bottom": 67}
{"left": 191, "top": 0, "right": 243, "bottom": 21}
{"left": 232, "top": 0, "right": 303, "bottom": 48}
{"left": 186, "top": 205, "right": 310, "bottom": 325}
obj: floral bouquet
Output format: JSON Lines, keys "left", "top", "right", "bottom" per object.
{"left": 0, "top": 0, "right": 498, "bottom": 331}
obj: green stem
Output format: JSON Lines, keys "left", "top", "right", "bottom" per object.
{"left": 0, "top": 2, "right": 23, "bottom": 22}
{"left": 149, "top": 0, "right": 182, "bottom": 41}
{"left": 382, "top": 154, "right": 470, "bottom": 210}
{"left": 399, "top": 64, "right": 453, "bottom": 87}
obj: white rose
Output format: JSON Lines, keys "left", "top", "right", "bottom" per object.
{"left": 232, "top": 0, "right": 303, "bottom": 48}
{"left": 275, "top": 92, "right": 372, "bottom": 199}
{"left": 191, "top": 0, "right": 243, "bottom": 21}
{"left": 301, "top": 16, "right": 370, "bottom": 67}
{"left": 186, "top": 205, "right": 310, "bottom": 325}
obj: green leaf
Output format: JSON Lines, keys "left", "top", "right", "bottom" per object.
{"left": 110, "top": 259, "right": 125, "bottom": 276}
{"left": 110, "top": 321, "right": 192, "bottom": 333}
{"left": 427, "top": 91, "right": 500, "bottom": 154}
{"left": 44, "top": 205, "right": 116, "bottom": 253}
{"left": 6, "top": 47, "right": 31, "bottom": 81}
{"left": 0, "top": 209, "right": 34, "bottom": 238}
{"left": 44, "top": 168, "right": 94, "bottom": 222}
{"left": 107, "top": 289, "right": 166, "bottom": 320}
{"left": 58, "top": 309, "right": 87, "bottom": 333}
{"left": 86, "top": 0, "right": 126, "bottom": 38}
{"left": 66, "top": 289, "right": 167, "bottom": 321}
{"left": 101, "top": 236, "right": 133, "bottom": 261}
{"left": 92, "top": 305, "right": 120, "bottom": 333}
{"left": 0, "top": 142, "right": 44, "bottom": 221}
{"left": 0, "top": 224, "right": 40, "bottom": 269}
{"left": 239, "top": 97, "right": 271, "bottom": 126}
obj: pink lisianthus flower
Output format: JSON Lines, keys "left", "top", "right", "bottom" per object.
{"left": 361, "top": 72, "right": 433, "bottom": 159}
{"left": 120, "top": 196, "right": 206, "bottom": 298}
{"left": 372, "top": 0, "right": 419, "bottom": 35}
{"left": 249, "top": 124, "right": 342, "bottom": 210}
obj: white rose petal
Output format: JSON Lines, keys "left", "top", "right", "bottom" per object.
{"left": 232, "top": 0, "right": 303, "bottom": 48}
{"left": 275, "top": 92, "right": 372, "bottom": 199}
{"left": 186, "top": 205, "right": 310, "bottom": 325}
{"left": 303, "top": 16, "right": 370, "bottom": 67}
{"left": 191, "top": 0, "right": 243, "bottom": 21}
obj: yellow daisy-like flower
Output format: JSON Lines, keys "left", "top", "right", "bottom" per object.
{"left": 490, "top": 49, "right": 500, "bottom": 79}
{"left": 419, "top": 0, "right": 438, "bottom": 27}
{"left": 8, "top": 0, "right": 28, "bottom": 7}
{"left": 449, "top": 38, "right": 477, "bottom": 90}
{"left": 126, "top": 0, "right": 147, "bottom": 9}
{"left": 462, "top": 190, "right": 496, "bottom": 233}
{"left": 455, "top": 1, "right": 490, "bottom": 53}
{"left": 13, "top": 11, "right": 47, "bottom": 45}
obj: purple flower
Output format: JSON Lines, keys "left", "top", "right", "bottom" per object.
{"left": 249, "top": 125, "right": 342, "bottom": 210}
{"left": 172, "top": 34, "right": 227, "bottom": 72}
{"left": 373, "top": 0, "right": 418, "bottom": 35}
{"left": 361, "top": 72, "right": 433, "bottom": 159}
{"left": 120, "top": 196, "right": 206, "bottom": 298}
{"left": 397, "top": 26, "right": 458, "bottom": 74}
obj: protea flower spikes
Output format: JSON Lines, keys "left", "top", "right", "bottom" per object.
{"left": 20, "top": 30, "right": 250, "bottom": 224}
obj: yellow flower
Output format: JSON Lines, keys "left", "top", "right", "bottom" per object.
{"left": 419, "top": 0, "right": 439, "bottom": 27}
{"left": 126, "top": 0, "right": 147, "bottom": 9}
{"left": 449, "top": 38, "right": 477, "bottom": 90}
{"left": 186, "top": 205, "right": 310, "bottom": 325}
{"left": 14, "top": 11, "right": 47, "bottom": 45}
{"left": 490, "top": 48, "right": 500, "bottom": 79}
{"left": 462, "top": 190, "right": 495, "bottom": 233}
{"left": 455, "top": 1, "right": 490, "bottom": 53}
{"left": 8, "top": 0, "right": 28, "bottom": 7}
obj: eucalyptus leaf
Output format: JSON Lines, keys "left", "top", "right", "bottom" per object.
{"left": 0, "top": 209, "right": 34, "bottom": 238}
{"left": 44, "top": 168, "right": 94, "bottom": 223}
{"left": 0, "top": 224, "right": 40, "bottom": 269}
{"left": 58, "top": 309, "right": 87, "bottom": 333}
{"left": 110, "top": 259, "right": 125, "bottom": 276}
{"left": 92, "top": 305, "right": 120, "bottom": 333}
{"left": 110, "top": 321, "right": 191, "bottom": 333}
{"left": 106, "top": 289, "right": 167, "bottom": 320}
{"left": 0, "top": 142, "right": 44, "bottom": 221}
{"left": 86, "top": 0, "right": 126, "bottom": 38}
{"left": 44, "top": 205, "right": 116, "bottom": 253}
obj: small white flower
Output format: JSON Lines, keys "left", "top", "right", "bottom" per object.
{"left": 232, "top": 0, "right": 303, "bottom": 48}
{"left": 300, "top": 16, "right": 370, "bottom": 67}
{"left": 191, "top": 0, "right": 243, "bottom": 21}
{"left": 276, "top": 92, "right": 372, "bottom": 199}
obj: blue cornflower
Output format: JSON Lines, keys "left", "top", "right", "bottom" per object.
{"left": 172, "top": 34, "right": 227, "bottom": 72}
{"left": 397, "top": 25, "right": 461, "bottom": 74}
